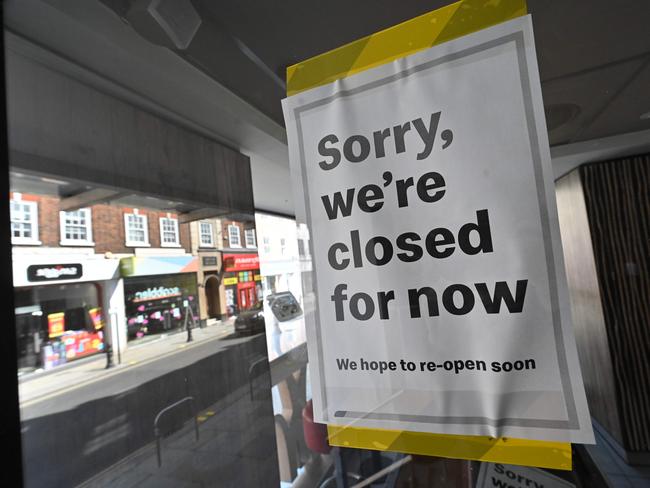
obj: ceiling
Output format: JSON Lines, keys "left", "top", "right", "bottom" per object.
{"left": 4, "top": 0, "right": 650, "bottom": 215}
{"left": 98, "top": 0, "right": 650, "bottom": 146}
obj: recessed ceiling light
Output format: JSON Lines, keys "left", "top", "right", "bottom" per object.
{"left": 640, "top": 111, "right": 650, "bottom": 120}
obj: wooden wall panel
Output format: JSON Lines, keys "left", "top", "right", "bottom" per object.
{"left": 556, "top": 170, "right": 624, "bottom": 445}
{"left": 580, "top": 156, "right": 650, "bottom": 452}
{"left": 5, "top": 50, "right": 254, "bottom": 216}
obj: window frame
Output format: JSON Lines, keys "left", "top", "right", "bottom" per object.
{"left": 228, "top": 224, "right": 241, "bottom": 248}
{"left": 199, "top": 221, "right": 215, "bottom": 248}
{"left": 124, "top": 212, "right": 150, "bottom": 247}
{"left": 159, "top": 216, "right": 180, "bottom": 248}
{"left": 244, "top": 228, "right": 256, "bottom": 248}
{"left": 59, "top": 208, "right": 94, "bottom": 246}
{"left": 10, "top": 199, "right": 40, "bottom": 245}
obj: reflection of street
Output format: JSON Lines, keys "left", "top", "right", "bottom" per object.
{"left": 78, "top": 382, "right": 278, "bottom": 488}
{"left": 19, "top": 323, "right": 279, "bottom": 488}
{"left": 20, "top": 321, "right": 235, "bottom": 408}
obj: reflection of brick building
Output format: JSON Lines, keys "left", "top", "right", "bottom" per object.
{"left": 10, "top": 191, "right": 197, "bottom": 373}
{"left": 10, "top": 192, "right": 193, "bottom": 254}
{"left": 189, "top": 218, "right": 260, "bottom": 322}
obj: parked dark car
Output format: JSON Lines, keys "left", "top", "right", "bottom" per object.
{"left": 234, "top": 301, "right": 265, "bottom": 335}
{"left": 266, "top": 291, "right": 302, "bottom": 322}
{"left": 235, "top": 291, "right": 303, "bottom": 335}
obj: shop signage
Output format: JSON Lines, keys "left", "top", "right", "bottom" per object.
{"left": 222, "top": 253, "right": 259, "bottom": 272}
{"left": 283, "top": 16, "right": 593, "bottom": 443}
{"left": 27, "top": 263, "right": 83, "bottom": 282}
{"left": 133, "top": 286, "right": 182, "bottom": 302}
{"left": 202, "top": 256, "right": 218, "bottom": 267}
{"left": 223, "top": 277, "right": 238, "bottom": 286}
{"left": 476, "top": 463, "right": 575, "bottom": 488}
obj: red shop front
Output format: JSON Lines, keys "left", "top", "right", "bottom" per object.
{"left": 222, "top": 252, "right": 262, "bottom": 316}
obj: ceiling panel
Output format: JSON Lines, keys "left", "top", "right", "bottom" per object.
{"left": 578, "top": 59, "right": 650, "bottom": 141}
{"left": 541, "top": 58, "right": 645, "bottom": 145}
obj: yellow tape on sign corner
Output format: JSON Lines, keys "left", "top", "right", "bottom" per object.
{"left": 327, "top": 425, "right": 572, "bottom": 471}
{"left": 288, "top": 0, "right": 573, "bottom": 472}
{"left": 286, "top": 0, "right": 527, "bottom": 96}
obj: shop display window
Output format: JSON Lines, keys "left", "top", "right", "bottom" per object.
{"left": 124, "top": 273, "right": 198, "bottom": 341}
{"left": 14, "top": 283, "right": 105, "bottom": 372}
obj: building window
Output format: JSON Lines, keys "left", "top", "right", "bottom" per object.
{"left": 10, "top": 199, "right": 39, "bottom": 245}
{"left": 245, "top": 229, "right": 256, "bottom": 248}
{"left": 228, "top": 224, "right": 241, "bottom": 247}
{"left": 60, "top": 208, "right": 93, "bottom": 245}
{"left": 263, "top": 236, "right": 271, "bottom": 254}
{"left": 199, "top": 221, "right": 214, "bottom": 247}
{"left": 124, "top": 211, "right": 149, "bottom": 247}
{"left": 159, "top": 217, "right": 180, "bottom": 247}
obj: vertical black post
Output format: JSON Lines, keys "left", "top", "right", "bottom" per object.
{"left": 105, "top": 342, "right": 114, "bottom": 369}
{"left": 0, "top": 4, "right": 25, "bottom": 485}
{"left": 334, "top": 447, "right": 349, "bottom": 488}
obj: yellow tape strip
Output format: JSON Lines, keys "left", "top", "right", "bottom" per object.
{"left": 287, "top": 0, "right": 527, "bottom": 96}
{"left": 287, "top": 0, "right": 573, "bottom": 471}
{"left": 328, "top": 425, "right": 572, "bottom": 470}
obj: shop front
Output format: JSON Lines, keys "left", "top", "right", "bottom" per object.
{"left": 12, "top": 257, "right": 120, "bottom": 373}
{"left": 120, "top": 256, "right": 199, "bottom": 341}
{"left": 221, "top": 252, "right": 262, "bottom": 317}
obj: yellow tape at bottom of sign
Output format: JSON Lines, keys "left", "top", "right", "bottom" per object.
{"left": 288, "top": 0, "right": 572, "bottom": 471}
{"left": 328, "top": 425, "right": 572, "bottom": 470}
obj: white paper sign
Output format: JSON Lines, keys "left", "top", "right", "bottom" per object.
{"left": 283, "top": 16, "right": 593, "bottom": 443}
{"left": 476, "top": 463, "right": 575, "bottom": 488}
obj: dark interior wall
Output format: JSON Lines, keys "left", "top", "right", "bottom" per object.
{"left": 580, "top": 155, "right": 650, "bottom": 453}
{"left": 5, "top": 49, "right": 254, "bottom": 215}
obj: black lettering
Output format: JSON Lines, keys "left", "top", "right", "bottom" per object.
{"left": 442, "top": 284, "right": 475, "bottom": 315}
{"left": 357, "top": 184, "right": 384, "bottom": 213}
{"left": 377, "top": 290, "right": 395, "bottom": 319}
{"left": 412, "top": 112, "right": 441, "bottom": 160}
{"left": 458, "top": 209, "right": 493, "bottom": 255}
{"left": 425, "top": 228, "right": 455, "bottom": 258}
{"left": 396, "top": 232, "right": 423, "bottom": 262}
{"left": 343, "top": 135, "right": 371, "bottom": 163}
{"left": 396, "top": 177, "right": 415, "bottom": 208}
{"left": 327, "top": 242, "right": 349, "bottom": 270}
{"left": 321, "top": 189, "right": 355, "bottom": 220}
{"left": 350, "top": 230, "right": 363, "bottom": 268}
{"left": 373, "top": 128, "right": 391, "bottom": 158}
{"left": 417, "top": 171, "right": 446, "bottom": 203}
{"left": 350, "top": 292, "right": 375, "bottom": 321}
{"left": 393, "top": 121, "right": 411, "bottom": 154}
{"left": 318, "top": 134, "right": 340, "bottom": 170}
{"left": 408, "top": 287, "right": 439, "bottom": 318}
{"left": 475, "top": 280, "right": 528, "bottom": 313}
{"left": 365, "top": 237, "right": 393, "bottom": 266}
{"left": 336, "top": 358, "right": 351, "bottom": 370}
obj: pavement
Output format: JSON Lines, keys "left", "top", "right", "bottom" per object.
{"left": 78, "top": 381, "right": 279, "bottom": 488}
{"left": 19, "top": 319, "right": 236, "bottom": 407}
